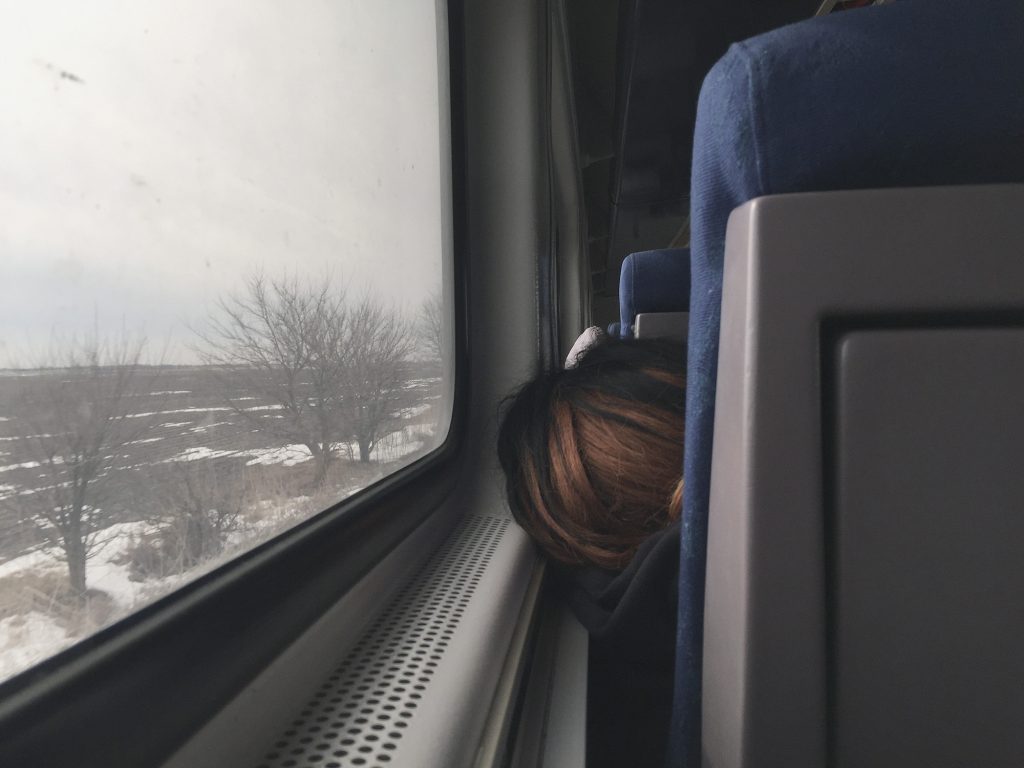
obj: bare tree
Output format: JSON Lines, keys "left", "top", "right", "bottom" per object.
{"left": 2, "top": 334, "right": 151, "bottom": 600}
{"left": 418, "top": 291, "right": 444, "bottom": 364}
{"left": 339, "top": 295, "right": 415, "bottom": 463}
{"left": 194, "top": 274, "right": 347, "bottom": 488}
{"left": 127, "top": 460, "right": 248, "bottom": 580}
{"left": 416, "top": 290, "right": 450, "bottom": 435}
{"left": 197, "top": 275, "right": 416, "bottom": 473}
{"left": 162, "top": 460, "right": 246, "bottom": 568}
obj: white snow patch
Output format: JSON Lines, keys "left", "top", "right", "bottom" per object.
{"left": 0, "top": 520, "right": 171, "bottom": 683}
{"left": 0, "top": 521, "right": 158, "bottom": 600}
{"left": 9, "top": 485, "right": 55, "bottom": 499}
{"left": 167, "top": 444, "right": 314, "bottom": 467}
{"left": 0, "top": 433, "right": 53, "bottom": 442}
{"left": 168, "top": 447, "right": 236, "bottom": 462}
{"left": 149, "top": 390, "right": 191, "bottom": 396}
{"left": 159, "top": 421, "right": 192, "bottom": 429}
{"left": 244, "top": 445, "right": 313, "bottom": 467}
{"left": 0, "top": 458, "right": 62, "bottom": 473}
{"left": 189, "top": 422, "right": 232, "bottom": 434}
{"left": 0, "top": 613, "right": 72, "bottom": 681}
{"left": 130, "top": 404, "right": 282, "bottom": 419}
{"left": 0, "top": 548, "right": 62, "bottom": 579}
{"left": 399, "top": 404, "right": 431, "bottom": 419}
{"left": 85, "top": 522, "right": 161, "bottom": 607}
{"left": 403, "top": 378, "right": 440, "bottom": 389}
{"left": 127, "top": 437, "right": 163, "bottom": 445}
{"left": 129, "top": 407, "right": 231, "bottom": 418}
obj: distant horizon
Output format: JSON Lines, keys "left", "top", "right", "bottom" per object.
{"left": 0, "top": 278, "right": 442, "bottom": 369}
{"left": 0, "top": 355, "right": 441, "bottom": 373}
{"left": 0, "top": 361, "right": 231, "bottom": 373}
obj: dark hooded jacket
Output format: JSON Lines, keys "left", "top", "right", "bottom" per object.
{"left": 550, "top": 521, "right": 680, "bottom": 768}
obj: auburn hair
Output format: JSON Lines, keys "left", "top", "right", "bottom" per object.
{"left": 497, "top": 338, "right": 685, "bottom": 571}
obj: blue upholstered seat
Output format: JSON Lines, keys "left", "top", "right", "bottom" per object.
{"left": 673, "top": 1, "right": 1024, "bottom": 764}
{"left": 618, "top": 249, "right": 691, "bottom": 338}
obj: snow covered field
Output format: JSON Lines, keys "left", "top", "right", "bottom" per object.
{"left": 0, "top": 521, "right": 162, "bottom": 678}
{"left": 0, "top": 365, "right": 445, "bottom": 684}
{"left": 0, "top": 481, "right": 370, "bottom": 681}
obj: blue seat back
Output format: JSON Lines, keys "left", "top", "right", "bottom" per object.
{"left": 674, "top": 1, "right": 1024, "bottom": 764}
{"left": 618, "top": 248, "right": 691, "bottom": 338}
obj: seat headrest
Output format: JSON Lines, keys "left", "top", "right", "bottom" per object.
{"left": 618, "top": 248, "right": 691, "bottom": 338}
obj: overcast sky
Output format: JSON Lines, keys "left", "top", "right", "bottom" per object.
{"left": 0, "top": 0, "right": 447, "bottom": 366}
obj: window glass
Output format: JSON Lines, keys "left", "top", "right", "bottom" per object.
{"left": 0, "top": 0, "right": 452, "bottom": 683}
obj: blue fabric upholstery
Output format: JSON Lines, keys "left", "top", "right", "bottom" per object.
{"left": 673, "top": 2, "right": 1024, "bottom": 765}
{"left": 618, "top": 249, "right": 691, "bottom": 338}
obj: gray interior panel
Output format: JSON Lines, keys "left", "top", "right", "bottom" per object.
{"left": 702, "top": 184, "right": 1024, "bottom": 768}
{"left": 833, "top": 329, "right": 1024, "bottom": 768}
{"left": 251, "top": 515, "right": 539, "bottom": 768}
{"left": 634, "top": 311, "right": 689, "bottom": 341}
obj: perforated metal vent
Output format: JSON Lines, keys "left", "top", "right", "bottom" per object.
{"left": 256, "top": 515, "right": 510, "bottom": 768}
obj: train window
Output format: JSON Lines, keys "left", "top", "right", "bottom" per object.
{"left": 0, "top": 0, "right": 452, "bottom": 684}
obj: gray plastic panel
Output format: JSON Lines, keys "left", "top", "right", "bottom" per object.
{"left": 252, "top": 514, "right": 540, "bottom": 768}
{"left": 702, "top": 185, "right": 1024, "bottom": 768}
{"left": 834, "top": 329, "right": 1024, "bottom": 768}
{"left": 634, "top": 311, "right": 689, "bottom": 341}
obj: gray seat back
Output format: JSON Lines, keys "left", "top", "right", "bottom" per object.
{"left": 703, "top": 184, "right": 1024, "bottom": 768}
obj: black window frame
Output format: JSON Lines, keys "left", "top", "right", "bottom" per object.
{"left": 0, "top": 2, "right": 468, "bottom": 764}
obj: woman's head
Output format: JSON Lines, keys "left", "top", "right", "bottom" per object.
{"left": 497, "top": 337, "right": 685, "bottom": 571}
